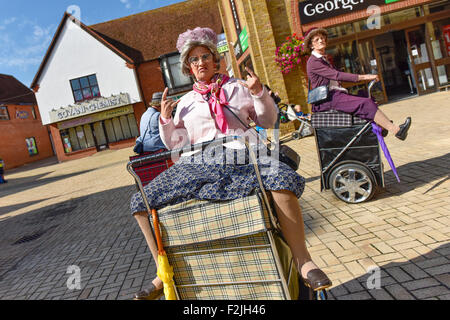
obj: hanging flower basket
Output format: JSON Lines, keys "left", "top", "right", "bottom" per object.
{"left": 275, "top": 33, "right": 307, "bottom": 74}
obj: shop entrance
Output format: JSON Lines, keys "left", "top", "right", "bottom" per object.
{"left": 92, "top": 121, "right": 109, "bottom": 152}
{"left": 405, "top": 25, "right": 438, "bottom": 94}
{"left": 374, "top": 31, "right": 418, "bottom": 101}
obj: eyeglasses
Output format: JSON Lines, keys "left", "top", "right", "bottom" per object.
{"left": 188, "top": 53, "right": 212, "bottom": 66}
{"left": 312, "top": 36, "right": 326, "bottom": 43}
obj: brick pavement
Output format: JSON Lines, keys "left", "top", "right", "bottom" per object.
{"left": 0, "top": 91, "right": 448, "bottom": 300}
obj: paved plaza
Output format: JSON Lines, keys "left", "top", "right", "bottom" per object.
{"left": 0, "top": 92, "right": 449, "bottom": 300}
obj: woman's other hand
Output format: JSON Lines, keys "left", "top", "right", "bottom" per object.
{"left": 160, "top": 87, "right": 180, "bottom": 119}
{"left": 239, "top": 67, "right": 263, "bottom": 96}
{"left": 359, "top": 74, "right": 380, "bottom": 82}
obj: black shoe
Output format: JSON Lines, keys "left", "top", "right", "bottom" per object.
{"left": 302, "top": 269, "right": 332, "bottom": 291}
{"left": 395, "top": 117, "right": 412, "bottom": 141}
{"left": 133, "top": 283, "right": 164, "bottom": 300}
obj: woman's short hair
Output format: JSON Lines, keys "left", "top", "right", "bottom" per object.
{"left": 179, "top": 40, "right": 221, "bottom": 77}
{"left": 303, "top": 28, "right": 328, "bottom": 53}
{"left": 177, "top": 27, "right": 221, "bottom": 78}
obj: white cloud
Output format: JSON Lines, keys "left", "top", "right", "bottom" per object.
{"left": 0, "top": 19, "right": 55, "bottom": 72}
{"left": 3, "top": 17, "right": 17, "bottom": 25}
{"left": 120, "top": 0, "right": 132, "bottom": 9}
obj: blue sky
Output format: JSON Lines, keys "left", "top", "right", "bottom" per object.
{"left": 0, "top": 0, "right": 185, "bottom": 87}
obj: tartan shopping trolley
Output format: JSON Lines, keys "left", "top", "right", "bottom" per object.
{"left": 127, "top": 137, "right": 327, "bottom": 300}
{"left": 311, "top": 80, "right": 385, "bottom": 204}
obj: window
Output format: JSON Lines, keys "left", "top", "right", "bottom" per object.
{"left": 160, "top": 52, "right": 193, "bottom": 94}
{"left": 0, "top": 106, "right": 9, "bottom": 120}
{"left": 25, "top": 137, "right": 39, "bottom": 156}
{"left": 60, "top": 124, "right": 95, "bottom": 153}
{"left": 70, "top": 74, "right": 101, "bottom": 103}
{"left": 31, "top": 106, "right": 37, "bottom": 119}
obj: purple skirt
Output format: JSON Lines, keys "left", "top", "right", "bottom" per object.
{"left": 312, "top": 90, "right": 378, "bottom": 121}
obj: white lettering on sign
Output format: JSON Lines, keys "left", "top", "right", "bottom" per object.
{"left": 49, "top": 93, "right": 131, "bottom": 123}
{"left": 304, "top": 0, "right": 366, "bottom": 17}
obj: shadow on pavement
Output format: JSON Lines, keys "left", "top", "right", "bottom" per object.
{"left": 0, "top": 197, "right": 58, "bottom": 217}
{"left": 4, "top": 157, "right": 59, "bottom": 174}
{"left": 328, "top": 242, "right": 450, "bottom": 300}
{"left": 0, "top": 169, "right": 95, "bottom": 198}
{"left": 379, "top": 153, "right": 450, "bottom": 197}
{"left": 0, "top": 183, "right": 152, "bottom": 300}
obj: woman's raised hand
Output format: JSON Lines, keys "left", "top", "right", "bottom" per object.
{"left": 160, "top": 87, "right": 180, "bottom": 119}
{"left": 239, "top": 67, "right": 263, "bottom": 96}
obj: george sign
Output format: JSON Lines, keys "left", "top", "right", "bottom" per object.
{"left": 239, "top": 27, "right": 249, "bottom": 53}
{"left": 49, "top": 93, "right": 131, "bottom": 123}
{"left": 298, "top": 0, "right": 405, "bottom": 24}
{"left": 57, "top": 104, "right": 134, "bottom": 130}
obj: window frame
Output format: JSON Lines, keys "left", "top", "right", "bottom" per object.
{"left": 70, "top": 74, "right": 101, "bottom": 103}
{"left": 0, "top": 105, "right": 10, "bottom": 120}
{"left": 159, "top": 52, "right": 194, "bottom": 95}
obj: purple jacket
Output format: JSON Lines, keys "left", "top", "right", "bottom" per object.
{"left": 306, "top": 54, "right": 359, "bottom": 90}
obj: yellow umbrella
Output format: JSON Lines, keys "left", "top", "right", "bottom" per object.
{"left": 151, "top": 209, "right": 177, "bottom": 300}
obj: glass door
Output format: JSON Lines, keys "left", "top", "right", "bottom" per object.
{"left": 93, "top": 121, "right": 109, "bottom": 151}
{"left": 405, "top": 26, "right": 437, "bottom": 94}
{"left": 357, "top": 38, "right": 387, "bottom": 104}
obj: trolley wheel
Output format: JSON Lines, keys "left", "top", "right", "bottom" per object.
{"left": 292, "top": 131, "right": 301, "bottom": 140}
{"left": 329, "top": 163, "right": 376, "bottom": 204}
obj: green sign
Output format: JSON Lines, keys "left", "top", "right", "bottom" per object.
{"left": 239, "top": 27, "right": 249, "bottom": 53}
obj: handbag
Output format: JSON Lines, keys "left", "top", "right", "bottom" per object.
{"left": 222, "top": 104, "right": 300, "bottom": 171}
{"left": 133, "top": 111, "right": 157, "bottom": 154}
{"left": 307, "top": 80, "right": 329, "bottom": 105}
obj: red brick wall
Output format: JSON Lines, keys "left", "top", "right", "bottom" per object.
{"left": 136, "top": 60, "right": 166, "bottom": 106}
{"left": 0, "top": 104, "right": 54, "bottom": 170}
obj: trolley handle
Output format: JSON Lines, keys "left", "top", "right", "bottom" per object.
{"left": 368, "top": 80, "right": 377, "bottom": 99}
{"left": 128, "top": 136, "right": 243, "bottom": 167}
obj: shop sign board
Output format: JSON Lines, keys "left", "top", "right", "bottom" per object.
{"left": 234, "top": 40, "right": 243, "bottom": 60}
{"left": 49, "top": 93, "right": 131, "bottom": 123}
{"left": 217, "top": 33, "right": 229, "bottom": 53}
{"left": 57, "top": 104, "right": 134, "bottom": 130}
{"left": 239, "top": 27, "right": 249, "bottom": 53}
{"left": 299, "top": 0, "right": 404, "bottom": 24}
{"left": 15, "top": 110, "right": 29, "bottom": 119}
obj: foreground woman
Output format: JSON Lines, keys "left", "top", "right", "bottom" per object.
{"left": 305, "top": 27, "right": 412, "bottom": 140}
{"left": 131, "top": 27, "right": 331, "bottom": 300}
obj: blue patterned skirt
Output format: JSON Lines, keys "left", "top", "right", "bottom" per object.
{"left": 130, "top": 146, "right": 305, "bottom": 215}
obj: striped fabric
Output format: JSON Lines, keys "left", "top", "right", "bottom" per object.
{"left": 311, "top": 110, "right": 367, "bottom": 128}
{"left": 166, "top": 233, "right": 299, "bottom": 300}
{"left": 153, "top": 192, "right": 272, "bottom": 248}
{"left": 129, "top": 150, "right": 173, "bottom": 187}
{"left": 150, "top": 192, "right": 299, "bottom": 300}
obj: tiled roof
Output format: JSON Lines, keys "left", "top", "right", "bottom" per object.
{"left": 90, "top": 0, "right": 223, "bottom": 63}
{"left": 0, "top": 74, "right": 37, "bottom": 105}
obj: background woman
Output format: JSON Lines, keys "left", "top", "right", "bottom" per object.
{"left": 131, "top": 27, "right": 331, "bottom": 300}
{"left": 305, "top": 28, "right": 412, "bottom": 140}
